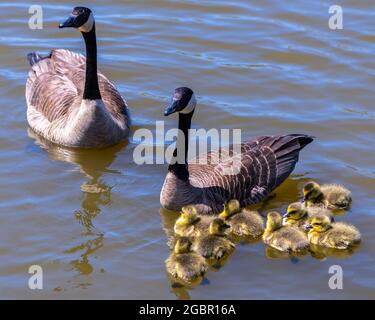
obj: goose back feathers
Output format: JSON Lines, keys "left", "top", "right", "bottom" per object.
{"left": 26, "top": 7, "right": 130, "bottom": 148}
{"left": 26, "top": 50, "right": 130, "bottom": 147}
{"left": 161, "top": 134, "right": 313, "bottom": 214}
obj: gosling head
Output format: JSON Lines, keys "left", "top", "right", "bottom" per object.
{"left": 59, "top": 7, "right": 95, "bottom": 33}
{"left": 176, "top": 205, "right": 199, "bottom": 226}
{"left": 283, "top": 202, "right": 308, "bottom": 222}
{"left": 306, "top": 215, "right": 332, "bottom": 233}
{"left": 303, "top": 181, "right": 323, "bottom": 203}
{"left": 266, "top": 211, "right": 283, "bottom": 231}
{"left": 219, "top": 200, "right": 241, "bottom": 219}
{"left": 209, "top": 218, "right": 230, "bottom": 236}
{"left": 164, "top": 87, "right": 196, "bottom": 116}
{"left": 174, "top": 237, "right": 192, "bottom": 254}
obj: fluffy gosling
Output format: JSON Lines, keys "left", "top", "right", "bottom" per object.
{"left": 165, "top": 237, "right": 208, "bottom": 282}
{"left": 192, "top": 218, "right": 235, "bottom": 261}
{"left": 283, "top": 202, "right": 334, "bottom": 232}
{"left": 306, "top": 215, "right": 361, "bottom": 250}
{"left": 219, "top": 199, "right": 264, "bottom": 239}
{"left": 263, "top": 211, "right": 309, "bottom": 253}
{"left": 303, "top": 181, "right": 352, "bottom": 210}
{"left": 174, "top": 205, "right": 214, "bottom": 238}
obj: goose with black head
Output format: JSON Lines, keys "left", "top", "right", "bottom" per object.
{"left": 26, "top": 7, "right": 130, "bottom": 148}
{"left": 160, "top": 87, "right": 314, "bottom": 214}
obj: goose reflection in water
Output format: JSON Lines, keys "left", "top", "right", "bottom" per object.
{"left": 28, "top": 128, "right": 127, "bottom": 277}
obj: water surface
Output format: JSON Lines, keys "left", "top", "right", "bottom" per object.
{"left": 0, "top": 0, "right": 374, "bottom": 299}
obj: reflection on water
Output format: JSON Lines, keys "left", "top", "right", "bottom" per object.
{"left": 28, "top": 128, "right": 127, "bottom": 278}
{"left": 159, "top": 207, "right": 180, "bottom": 241}
{"left": 264, "top": 245, "right": 309, "bottom": 262}
{"left": 75, "top": 182, "right": 112, "bottom": 234}
{"left": 309, "top": 244, "right": 360, "bottom": 260}
{"left": 171, "top": 283, "right": 192, "bottom": 300}
{"left": 64, "top": 235, "right": 104, "bottom": 276}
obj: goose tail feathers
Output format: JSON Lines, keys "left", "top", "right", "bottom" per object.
{"left": 271, "top": 134, "right": 314, "bottom": 187}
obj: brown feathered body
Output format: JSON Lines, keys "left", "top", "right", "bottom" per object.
{"left": 26, "top": 49, "right": 130, "bottom": 147}
{"left": 161, "top": 135, "right": 314, "bottom": 214}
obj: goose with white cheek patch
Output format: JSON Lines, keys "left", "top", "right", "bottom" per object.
{"left": 26, "top": 7, "right": 130, "bottom": 148}
{"left": 160, "top": 87, "right": 314, "bottom": 214}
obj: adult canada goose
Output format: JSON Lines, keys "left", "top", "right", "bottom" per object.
{"left": 160, "top": 87, "right": 314, "bottom": 214}
{"left": 25, "top": 7, "right": 130, "bottom": 148}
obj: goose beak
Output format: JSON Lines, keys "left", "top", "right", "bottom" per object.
{"left": 164, "top": 100, "right": 179, "bottom": 116}
{"left": 59, "top": 15, "right": 76, "bottom": 28}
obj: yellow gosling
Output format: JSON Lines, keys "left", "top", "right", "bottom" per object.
{"left": 219, "top": 200, "right": 264, "bottom": 239}
{"left": 306, "top": 215, "right": 361, "bottom": 250}
{"left": 192, "top": 218, "right": 235, "bottom": 261}
{"left": 165, "top": 237, "right": 208, "bottom": 282}
{"left": 303, "top": 181, "right": 352, "bottom": 210}
{"left": 263, "top": 211, "right": 309, "bottom": 253}
{"left": 283, "top": 202, "right": 333, "bottom": 232}
{"left": 174, "top": 205, "right": 214, "bottom": 238}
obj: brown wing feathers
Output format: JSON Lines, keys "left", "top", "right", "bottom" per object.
{"left": 190, "top": 134, "right": 313, "bottom": 208}
{"left": 26, "top": 49, "right": 128, "bottom": 124}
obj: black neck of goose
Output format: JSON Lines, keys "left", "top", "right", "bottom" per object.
{"left": 168, "top": 111, "right": 194, "bottom": 181}
{"left": 82, "top": 24, "right": 101, "bottom": 100}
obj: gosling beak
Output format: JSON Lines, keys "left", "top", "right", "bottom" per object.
{"left": 164, "top": 100, "right": 180, "bottom": 116}
{"left": 282, "top": 212, "right": 290, "bottom": 219}
{"left": 59, "top": 15, "right": 76, "bottom": 28}
{"left": 302, "top": 190, "right": 311, "bottom": 202}
{"left": 223, "top": 223, "right": 231, "bottom": 229}
{"left": 306, "top": 224, "right": 313, "bottom": 230}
